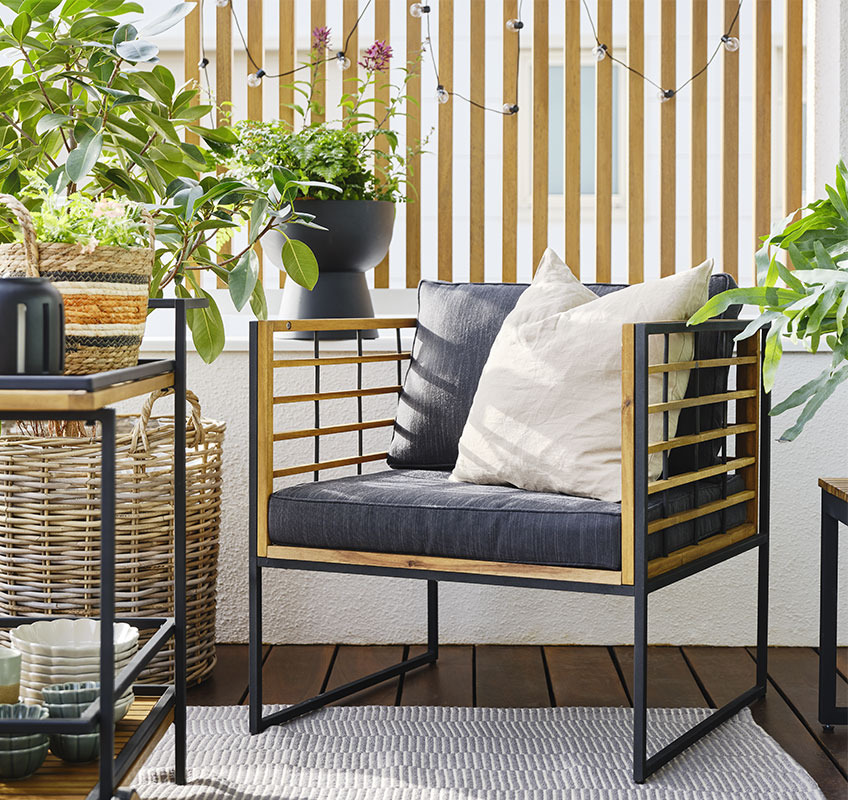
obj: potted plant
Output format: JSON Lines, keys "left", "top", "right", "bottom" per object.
{"left": 0, "top": 0, "right": 322, "bottom": 362}
{"left": 690, "top": 160, "right": 848, "bottom": 441}
{"left": 226, "top": 31, "right": 424, "bottom": 335}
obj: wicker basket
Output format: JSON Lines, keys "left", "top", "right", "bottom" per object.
{"left": 0, "top": 389, "right": 225, "bottom": 686}
{"left": 0, "top": 194, "right": 154, "bottom": 375}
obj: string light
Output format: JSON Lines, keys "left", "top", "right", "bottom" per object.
{"left": 336, "top": 52, "right": 351, "bottom": 71}
{"left": 502, "top": 103, "right": 519, "bottom": 115}
{"left": 214, "top": 0, "right": 228, "bottom": 7}
{"left": 580, "top": 0, "right": 742, "bottom": 103}
{"left": 198, "top": 57, "right": 209, "bottom": 69}
{"left": 722, "top": 34, "right": 740, "bottom": 52}
{"left": 436, "top": 85, "right": 449, "bottom": 104}
{"left": 505, "top": 18, "right": 523, "bottom": 31}
{"left": 247, "top": 68, "right": 264, "bottom": 88}
{"left": 409, "top": 3, "right": 429, "bottom": 17}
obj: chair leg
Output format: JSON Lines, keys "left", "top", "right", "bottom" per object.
{"left": 427, "top": 580, "right": 439, "bottom": 659}
{"left": 250, "top": 579, "right": 439, "bottom": 734}
{"left": 632, "top": 538, "right": 768, "bottom": 783}
{"left": 248, "top": 559, "right": 263, "bottom": 735}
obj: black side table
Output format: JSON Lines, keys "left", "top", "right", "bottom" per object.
{"left": 819, "top": 477, "right": 848, "bottom": 730}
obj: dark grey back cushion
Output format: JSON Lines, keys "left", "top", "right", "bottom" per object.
{"left": 388, "top": 275, "right": 738, "bottom": 473}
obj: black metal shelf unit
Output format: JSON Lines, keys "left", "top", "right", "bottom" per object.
{"left": 0, "top": 297, "right": 205, "bottom": 800}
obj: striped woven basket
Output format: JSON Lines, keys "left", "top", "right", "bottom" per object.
{"left": 0, "top": 194, "right": 154, "bottom": 375}
{"left": 0, "top": 389, "right": 224, "bottom": 686}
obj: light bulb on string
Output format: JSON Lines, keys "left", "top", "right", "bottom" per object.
{"left": 505, "top": 19, "right": 523, "bottom": 31}
{"left": 198, "top": 57, "right": 209, "bottom": 69}
{"left": 336, "top": 52, "right": 351, "bottom": 70}
{"left": 409, "top": 3, "right": 429, "bottom": 17}
{"left": 658, "top": 88, "right": 675, "bottom": 103}
{"left": 721, "top": 35, "right": 740, "bottom": 52}
{"left": 247, "top": 68, "right": 265, "bottom": 88}
{"left": 502, "top": 103, "right": 519, "bottom": 115}
{"left": 214, "top": 0, "right": 229, "bottom": 7}
{"left": 436, "top": 85, "right": 449, "bottom": 104}
{"left": 592, "top": 43, "right": 607, "bottom": 61}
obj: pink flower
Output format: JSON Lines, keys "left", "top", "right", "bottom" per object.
{"left": 312, "top": 25, "right": 331, "bottom": 54}
{"left": 359, "top": 40, "right": 392, "bottom": 72}
{"left": 92, "top": 200, "right": 124, "bottom": 219}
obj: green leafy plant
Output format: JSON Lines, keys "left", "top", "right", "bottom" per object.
{"left": 690, "top": 161, "right": 848, "bottom": 441}
{"left": 226, "top": 29, "right": 426, "bottom": 203}
{"left": 0, "top": 0, "right": 328, "bottom": 361}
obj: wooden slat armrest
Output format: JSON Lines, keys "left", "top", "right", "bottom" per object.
{"left": 267, "top": 317, "right": 417, "bottom": 333}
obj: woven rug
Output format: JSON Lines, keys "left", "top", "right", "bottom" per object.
{"left": 132, "top": 705, "right": 824, "bottom": 799}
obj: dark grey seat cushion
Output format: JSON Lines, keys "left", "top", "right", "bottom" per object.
{"left": 388, "top": 276, "right": 739, "bottom": 474}
{"left": 269, "top": 470, "right": 747, "bottom": 571}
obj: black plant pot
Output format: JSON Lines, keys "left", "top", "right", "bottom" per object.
{"left": 0, "top": 277, "right": 64, "bottom": 374}
{"left": 262, "top": 199, "right": 395, "bottom": 340}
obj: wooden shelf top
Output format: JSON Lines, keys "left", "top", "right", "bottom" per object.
{"left": 820, "top": 478, "right": 848, "bottom": 504}
{"left": 0, "top": 697, "right": 170, "bottom": 799}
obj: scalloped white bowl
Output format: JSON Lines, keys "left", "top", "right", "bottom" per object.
{"left": 11, "top": 620, "right": 138, "bottom": 659}
{"left": 21, "top": 653, "right": 134, "bottom": 678}
{"left": 18, "top": 649, "right": 136, "bottom": 669}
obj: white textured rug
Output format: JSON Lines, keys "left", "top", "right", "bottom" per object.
{"left": 132, "top": 705, "right": 825, "bottom": 799}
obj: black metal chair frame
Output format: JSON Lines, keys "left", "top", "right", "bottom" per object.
{"left": 248, "top": 316, "right": 769, "bottom": 783}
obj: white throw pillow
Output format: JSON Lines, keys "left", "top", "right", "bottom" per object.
{"left": 450, "top": 255, "right": 714, "bottom": 502}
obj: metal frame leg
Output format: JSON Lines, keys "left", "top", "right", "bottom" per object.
{"left": 819, "top": 490, "right": 847, "bottom": 728}
{"left": 98, "top": 409, "right": 116, "bottom": 799}
{"left": 249, "top": 579, "right": 439, "bottom": 734}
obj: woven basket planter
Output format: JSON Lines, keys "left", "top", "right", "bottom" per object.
{"left": 0, "top": 389, "right": 225, "bottom": 686}
{"left": 0, "top": 194, "right": 154, "bottom": 375}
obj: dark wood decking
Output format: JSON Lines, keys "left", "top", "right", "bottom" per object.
{"left": 188, "top": 645, "right": 848, "bottom": 799}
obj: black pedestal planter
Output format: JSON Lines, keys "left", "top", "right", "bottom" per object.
{"left": 263, "top": 199, "right": 395, "bottom": 340}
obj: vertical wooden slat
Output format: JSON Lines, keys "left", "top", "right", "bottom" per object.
{"left": 595, "top": 0, "right": 612, "bottom": 282}
{"left": 183, "top": 5, "right": 200, "bottom": 145}
{"left": 278, "top": 0, "right": 295, "bottom": 288}
{"left": 343, "top": 0, "right": 359, "bottom": 126}
{"left": 564, "top": 0, "right": 580, "bottom": 277}
{"left": 279, "top": 0, "right": 296, "bottom": 124}
{"left": 627, "top": 0, "right": 644, "bottom": 284}
{"left": 437, "top": 0, "right": 453, "bottom": 280}
{"left": 256, "top": 323, "right": 274, "bottom": 559}
{"left": 722, "top": 0, "right": 740, "bottom": 280}
{"left": 531, "top": 0, "right": 548, "bottom": 273}
{"left": 469, "top": 1, "right": 485, "bottom": 282}
{"left": 784, "top": 0, "right": 803, "bottom": 219}
{"left": 248, "top": 0, "right": 264, "bottom": 280}
{"left": 311, "top": 0, "right": 326, "bottom": 124}
{"left": 373, "top": 0, "right": 390, "bottom": 288}
{"left": 736, "top": 335, "right": 761, "bottom": 529}
{"left": 502, "top": 0, "right": 519, "bottom": 282}
{"left": 216, "top": 1, "right": 233, "bottom": 287}
{"left": 659, "top": 0, "right": 676, "bottom": 277}
{"left": 405, "top": 5, "right": 421, "bottom": 288}
{"left": 753, "top": 0, "right": 772, "bottom": 271}
{"left": 691, "top": 0, "right": 708, "bottom": 266}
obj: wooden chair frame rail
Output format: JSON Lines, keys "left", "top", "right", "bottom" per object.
{"left": 253, "top": 317, "right": 764, "bottom": 590}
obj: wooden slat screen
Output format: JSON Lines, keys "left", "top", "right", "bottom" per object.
{"left": 373, "top": 0, "right": 390, "bottom": 287}
{"left": 189, "top": 0, "right": 805, "bottom": 291}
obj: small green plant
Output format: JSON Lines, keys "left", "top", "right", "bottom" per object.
{"left": 690, "top": 161, "right": 848, "bottom": 441}
{"left": 226, "top": 28, "right": 426, "bottom": 203}
{"left": 18, "top": 178, "right": 149, "bottom": 250}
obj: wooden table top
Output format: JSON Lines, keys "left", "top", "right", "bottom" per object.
{"left": 819, "top": 478, "right": 848, "bottom": 504}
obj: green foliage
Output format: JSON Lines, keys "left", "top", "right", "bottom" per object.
{"left": 0, "top": 0, "right": 325, "bottom": 362}
{"left": 690, "top": 161, "right": 848, "bottom": 440}
{"left": 225, "top": 46, "right": 427, "bottom": 203}
{"left": 14, "top": 177, "right": 149, "bottom": 248}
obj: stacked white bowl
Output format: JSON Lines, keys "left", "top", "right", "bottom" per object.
{"left": 10, "top": 620, "right": 139, "bottom": 708}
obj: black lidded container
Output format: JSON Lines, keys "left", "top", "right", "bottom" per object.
{"left": 0, "top": 277, "right": 64, "bottom": 374}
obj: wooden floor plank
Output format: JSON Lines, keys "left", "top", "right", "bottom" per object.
{"left": 614, "top": 646, "right": 707, "bottom": 708}
{"left": 401, "top": 646, "right": 474, "bottom": 706}
{"left": 187, "top": 644, "right": 257, "bottom": 706}
{"left": 261, "top": 644, "right": 336, "bottom": 705}
{"left": 749, "top": 646, "right": 848, "bottom": 775}
{"left": 326, "top": 645, "right": 404, "bottom": 706}
{"left": 475, "top": 646, "right": 550, "bottom": 708}
{"left": 685, "top": 646, "right": 847, "bottom": 799}
{"left": 545, "top": 646, "right": 629, "bottom": 707}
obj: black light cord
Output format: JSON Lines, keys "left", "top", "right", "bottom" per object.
{"left": 581, "top": 0, "right": 743, "bottom": 100}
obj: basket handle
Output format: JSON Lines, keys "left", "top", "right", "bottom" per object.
{"left": 0, "top": 194, "right": 156, "bottom": 275}
{"left": 130, "top": 388, "right": 205, "bottom": 453}
{"left": 0, "top": 193, "right": 40, "bottom": 277}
